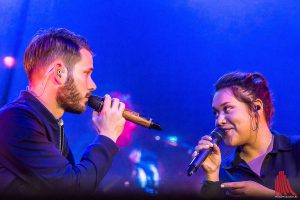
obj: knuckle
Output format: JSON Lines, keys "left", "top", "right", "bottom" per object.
{"left": 201, "top": 135, "right": 210, "bottom": 141}
{"left": 200, "top": 144, "right": 209, "bottom": 149}
{"left": 113, "top": 98, "right": 120, "bottom": 103}
{"left": 105, "top": 94, "right": 111, "bottom": 100}
{"left": 200, "top": 140, "right": 209, "bottom": 145}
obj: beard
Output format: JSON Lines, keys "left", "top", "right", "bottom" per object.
{"left": 56, "top": 74, "right": 87, "bottom": 114}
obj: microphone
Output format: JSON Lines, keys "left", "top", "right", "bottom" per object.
{"left": 88, "top": 95, "right": 162, "bottom": 131}
{"left": 187, "top": 127, "right": 226, "bottom": 176}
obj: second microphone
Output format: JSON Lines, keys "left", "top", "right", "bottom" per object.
{"left": 88, "top": 95, "right": 162, "bottom": 131}
{"left": 187, "top": 127, "right": 226, "bottom": 176}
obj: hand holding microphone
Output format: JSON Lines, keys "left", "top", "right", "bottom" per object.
{"left": 89, "top": 94, "right": 162, "bottom": 131}
{"left": 92, "top": 95, "right": 126, "bottom": 142}
{"left": 187, "top": 127, "right": 226, "bottom": 178}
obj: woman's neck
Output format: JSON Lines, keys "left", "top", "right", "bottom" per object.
{"left": 240, "top": 125, "right": 273, "bottom": 162}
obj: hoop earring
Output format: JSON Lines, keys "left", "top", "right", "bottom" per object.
{"left": 250, "top": 113, "right": 259, "bottom": 131}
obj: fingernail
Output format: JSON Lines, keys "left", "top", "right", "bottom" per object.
{"left": 210, "top": 143, "right": 213, "bottom": 147}
{"left": 205, "top": 144, "right": 209, "bottom": 148}
{"left": 220, "top": 184, "right": 224, "bottom": 188}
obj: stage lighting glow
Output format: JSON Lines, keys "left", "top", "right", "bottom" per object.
{"left": 124, "top": 181, "right": 130, "bottom": 187}
{"left": 129, "top": 149, "right": 142, "bottom": 163}
{"left": 149, "top": 164, "right": 160, "bottom": 182}
{"left": 154, "top": 136, "right": 160, "bottom": 141}
{"left": 136, "top": 168, "right": 147, "bottom": 188}
{"left": 110, "top": 91, "right": 137, "bottom": 147}
{"left": 133, "top": 163, "right": 159, "bottom": 195}
{"left": 167, "top": 136, "right": 178, "bottom": 143}
{"left": 3, "top": 56, "right": 16, "bottom": 68}
{"left": 166, "top": 136, "right": 178, "bottom": 146}
{"left": 129, "top": 149, "right": 160, "bottom": 195}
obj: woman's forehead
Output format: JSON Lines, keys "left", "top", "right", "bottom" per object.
{"left": 212, "top": 88, "right": 239, "bottom": 107}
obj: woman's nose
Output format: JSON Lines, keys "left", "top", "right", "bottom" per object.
{"left": 216, "top": 113, "right": 226, "bottom": 127}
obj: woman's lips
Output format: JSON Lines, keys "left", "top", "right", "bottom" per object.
{"left": 223, "top": 128, "right": 234, "bottom": 136}
{"left": 223, "top": 127, "right": 233, "bottom": 132}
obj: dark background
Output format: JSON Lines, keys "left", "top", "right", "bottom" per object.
{"left": 1, "top": 0, "right": 300, "bottom": 195}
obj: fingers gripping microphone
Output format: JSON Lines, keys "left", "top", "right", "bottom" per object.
{"left": 187, "top": 127, "right": 226, "bottom": 176}
{"left": 88, "top": 95, "right": 162, "bottom": 131}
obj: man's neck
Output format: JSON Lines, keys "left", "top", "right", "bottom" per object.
{"left": 28, "top": 86, "right": 64, "bottom": 119}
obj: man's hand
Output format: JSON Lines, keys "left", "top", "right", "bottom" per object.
{"left": 92, "top": 94, "right": 126, "bottom": 143}
{"left": 221, "top": 180, "right": 275, "bottom": 197}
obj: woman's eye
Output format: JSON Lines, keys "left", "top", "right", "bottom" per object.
{"left": 213, "top": 111, "right": 219, "bottom": 118}
{"left": 224, "top": 106, "right": 232, "bottom": 113}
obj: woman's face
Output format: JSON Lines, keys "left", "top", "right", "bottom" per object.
{"left": 212, "top": 88, "right": 254, "bottom": 147}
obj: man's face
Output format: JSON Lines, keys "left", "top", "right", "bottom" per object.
{"left": 56, "top": 49, "right": 96, "bottom": 114}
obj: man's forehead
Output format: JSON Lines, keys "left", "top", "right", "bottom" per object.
{"left": 77, "top": 49, "right": 94, "bottom": 70}
{"left": 80, "top": 48, "right": 93, "bottom": 58}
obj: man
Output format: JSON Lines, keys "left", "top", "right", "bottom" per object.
{"left": 0, "top": 28, "right": 126, "bottom": 195}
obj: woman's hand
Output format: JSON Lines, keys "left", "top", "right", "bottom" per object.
{"left": 221, "top": 181, "right": 275, "bottom": 197}
{"left": 193, "top": 135, "right": 222, "bottom": 181}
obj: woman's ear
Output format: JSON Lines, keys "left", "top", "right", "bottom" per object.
{"left": 255, "top": 105, "right": 261, "bottom": 111}
{"left": 253, "top": 99, "right": 263, "bottom": 112}
{"left": 250, "top": 99, "right": 264, "bottom": 131}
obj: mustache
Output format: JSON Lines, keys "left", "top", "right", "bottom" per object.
{"left": 85, "top": 93, "right": 91, "bottom": 98}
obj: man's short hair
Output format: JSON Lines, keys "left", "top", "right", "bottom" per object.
{"left": 24, "top": 28, "right": 92, "bottom": 80}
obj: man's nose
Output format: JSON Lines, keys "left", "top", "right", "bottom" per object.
{"left": 88, "top": 77, "right": 97, "bottom": 91}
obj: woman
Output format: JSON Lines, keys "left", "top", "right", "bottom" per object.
{"left": 195, "top": 72, "right": 300, "bottom": 197}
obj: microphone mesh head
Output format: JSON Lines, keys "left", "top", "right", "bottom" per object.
{"left": 88, "top": 95, "right": 104, "bottom": 112}
{"left": 212, "top": 127, "right": 226, "bottom": 139}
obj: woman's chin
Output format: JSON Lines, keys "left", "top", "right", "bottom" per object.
{"left": 224, "top": 138, "right": 236, "bottom": 147}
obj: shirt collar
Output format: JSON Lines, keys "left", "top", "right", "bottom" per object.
{"left": 19, "top": 90, "right": 60, "bottom": 125}
{"left": 270, "top": 131, "right": 293, "bottom": 153}
{"left": 222, "top": 132, "right": 293, "bottom": 170}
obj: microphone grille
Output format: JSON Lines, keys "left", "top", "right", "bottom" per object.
{"left": 88, "top": 95, "right": 104, "bottom": 112}
{"left": 212, "top": 127, "right": 226, "bottom": 138}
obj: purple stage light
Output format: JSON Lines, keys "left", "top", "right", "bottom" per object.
{"left": 110, "top": 91, "right": 137, "bottom": 147}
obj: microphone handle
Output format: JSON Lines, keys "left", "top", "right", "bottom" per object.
{"left": 123, "top": 109, "right": 153, "bottom": 128}
{"left": 187, "top": 128, "right": 225, "bottom": 176}
{"left": 88, "top": 95, "right": 162, "bottom": 130}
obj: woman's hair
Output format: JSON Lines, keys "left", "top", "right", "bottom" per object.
{"left": 214, "top": 71, "right": 274, "bottom": 128}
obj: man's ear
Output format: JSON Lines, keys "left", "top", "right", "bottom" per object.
{"left": 53, "top": 63, "right": 67, "bottom": 85}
